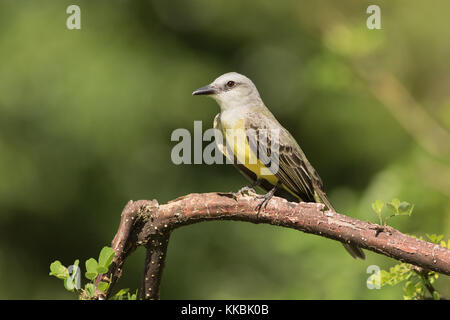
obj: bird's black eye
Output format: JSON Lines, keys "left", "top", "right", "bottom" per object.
{"left": 226, "top": 80, "right": 235, "bottom": 88}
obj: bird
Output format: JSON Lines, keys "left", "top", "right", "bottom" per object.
{"left": 192, "top": 72, "right": 365, "bottom": 259}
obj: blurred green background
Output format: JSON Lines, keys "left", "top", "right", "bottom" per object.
{"left": 0, "top": 0, "right": 449, "bottom": 299}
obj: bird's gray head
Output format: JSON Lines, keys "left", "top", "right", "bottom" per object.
{"left": 192, "top": 72, "right": 262, "bottom": 111}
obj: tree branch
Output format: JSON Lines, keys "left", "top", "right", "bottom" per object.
{"left": 140, "top": 232, "right": 170, "bottom": 300}
{"left": 94, "top": 192, "right": 450, "bottom": 299}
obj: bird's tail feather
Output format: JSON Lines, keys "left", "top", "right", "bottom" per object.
{"left": 343, "top": 243, "right": 366, "bottom": 260}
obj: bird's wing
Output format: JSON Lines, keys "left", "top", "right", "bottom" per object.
{"left": 245, "top": 112, "right": 324, "bottom": 203}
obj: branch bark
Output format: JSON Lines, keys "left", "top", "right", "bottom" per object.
{"left": 94, "top": 192, "right": 450, "bottom": 299}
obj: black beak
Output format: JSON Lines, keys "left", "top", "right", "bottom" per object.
{"left": 192, "top": 85, "right": 217, "bottom": 96}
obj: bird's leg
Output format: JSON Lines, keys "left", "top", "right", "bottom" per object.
{"left": 255, "top": 182, "right": 281, "bottom": 213}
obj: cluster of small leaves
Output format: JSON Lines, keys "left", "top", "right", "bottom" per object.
{"left": 379, "top": 263, "right": 439, "bottom": 300}
{"left": 378, "top": 232, "right": 446, "bottom": 300}
{"left": 49, "top": 246, "right": 137, "bottom": 300}
{"left": 110, "top": 288, "right": 138, "bottom": 300}
{"left": 49, "top": 259, "right": 81, "bottom": 292}
{"left": 425, "top": 234, "right": 449, "bottom": 249}
{"left": 371, "top": 200, "right": 446, "bottom": 300}
{"left": 371, "top": 198, "right": 414, "bottom": 225}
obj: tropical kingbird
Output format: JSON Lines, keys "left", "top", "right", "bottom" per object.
{"left": 192, "top": 72, "right": 365, "bottom": 259}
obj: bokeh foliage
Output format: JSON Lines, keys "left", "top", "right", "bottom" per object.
{"left": 0, "top": 0, "right": 449, "bottom": 299}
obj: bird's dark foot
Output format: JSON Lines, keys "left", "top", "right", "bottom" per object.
{"left": 255, "top": 182, "right": 280, "bottom": 214}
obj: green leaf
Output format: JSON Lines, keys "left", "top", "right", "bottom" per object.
{"left": 371, "top": 200, "right": 384, "bottom": 214}
{"left": 398, "top": 202, "right": 414, "bottom": 215}
{"left": 49, "top": 260, "right": 68, "bottom": 279}
{"left": 97, "top": 281, "right": 109, "bottom": 292}
{"left": 109, "top": 288, "right": 138, "bottom": 300}
{"left": 64, "top": 277, "right": 76, "bottom": 291}
{"left": 426, "top": 234, "right": 444, "bottom": 244}
{"left": 386, "top": 202, "right": 398, "bottom": 215}
{"left": 85, "top": 258, "right": 98, "bottom": 280}
{"left": 85, "top": 272, "right": 97, "bottom": 281}
{"left": 85, "top": 258, "right": 98, "bottom": 273}
{"left": 128, "top": 290, "right": 138, "bottom": 300}
{"left": 98, "top": 247, "right": 115, "bottom": 269}
{"left": 385, "top": 198, "right": 402, "bottom": 215}
{"left": 96, "top": 266, "right": 109, "bottom": 274}
{"left": 391, "top": 198, "right": 401, "bottom": 208}
{"left": 110, "top": 288, "right": 130, "bottom": 300}
{"left": 371, "top": 200, "right": 384, "bottom": 224}
{"left": 85, "top": 283, "right": 96, "bottom": 299}
{"left": 403, "top": 280, "right": 416, "bottom": 299}
{"left": 115, "top": 288, "right": 129, "bottom": 295}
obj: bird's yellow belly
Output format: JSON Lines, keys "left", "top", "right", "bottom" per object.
{"left": 221, "top": 119, "right": 279, "bottom": 185}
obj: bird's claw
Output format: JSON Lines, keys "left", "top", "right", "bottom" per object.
{"left": 255, "top": 192, "right": 274, "bottom": 215}
{"left": 237, "top": 186, "right": 257, "bottom": 196}
{"left": 231, "top": 183, "right": 259, "bottom": 200}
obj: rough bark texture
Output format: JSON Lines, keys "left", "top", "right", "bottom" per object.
{"left": 93, "top": 192, "right": 450, "bottom": 300}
